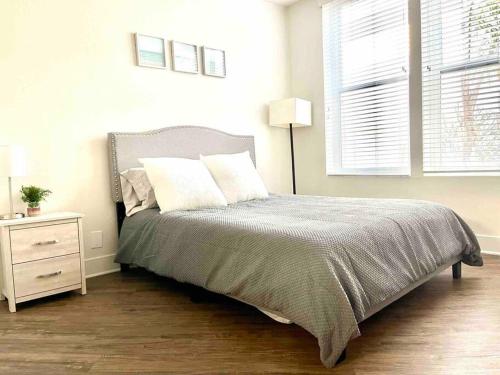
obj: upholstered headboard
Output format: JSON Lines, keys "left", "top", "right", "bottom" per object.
{"left": 107, "top": 126, "right": 256, "bottom": 203}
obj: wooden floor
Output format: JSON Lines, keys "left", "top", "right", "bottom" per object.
{"left": 0, "top": 255, "right": 499, "bottom": 374}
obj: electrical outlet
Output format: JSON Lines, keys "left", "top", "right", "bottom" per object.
{"left": 90, "top": 230, "right": 103, "bottom": 249}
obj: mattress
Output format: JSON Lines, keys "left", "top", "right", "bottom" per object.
{"left": 116, "top": 194, "right": 482, "bottom": 367}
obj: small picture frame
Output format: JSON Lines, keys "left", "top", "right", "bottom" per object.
{"left": 135, "top": 33, "right": 166, "bottom": 69}
{"left": 171, "top": 41, "right": 199, "bottom": 74}
{"left": 201, "top": 47, "right": 226, "bottom": 78}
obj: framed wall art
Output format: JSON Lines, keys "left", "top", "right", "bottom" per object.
{"left": 135, "top": 33, "right": 166, "bottom": 69}
{"left": 201, "top": 47, "right": 226, "bottom": 78}
{"left": 171, "top": 41, "right": 199, "bottom": 74}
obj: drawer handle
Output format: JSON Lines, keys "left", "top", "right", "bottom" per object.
{"left": 33, "top": 240, "right": 59, "bottom": 246}
{"left": 36, "top": 270, "right": 62, "bottom": 279}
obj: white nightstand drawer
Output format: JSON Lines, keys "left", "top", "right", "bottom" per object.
{"left": 10, "top": 222, "right": 79, "bottom": 264}
{"left": 13, "top": 253, "right": 82, "bottom": 298}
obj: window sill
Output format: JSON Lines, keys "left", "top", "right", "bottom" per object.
{"left": 423, "top": 172, "right": 500, "bottom": 177}
{"left": 327, "top": 169, "right": 411, "bottom": 177}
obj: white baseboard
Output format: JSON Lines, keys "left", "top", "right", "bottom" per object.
{"left": 477, "top": 235, "right": 500, "bottom": 256}
{"left": 85, "top": 253, "right": 120, "bottom": 278}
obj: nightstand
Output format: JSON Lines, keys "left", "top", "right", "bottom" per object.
{"left": 0, "top": 212, "right": 86, "bottom": 312}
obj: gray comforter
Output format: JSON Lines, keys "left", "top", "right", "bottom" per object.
{"left": 116, "top": 195, "right": 482, "bottom": 367}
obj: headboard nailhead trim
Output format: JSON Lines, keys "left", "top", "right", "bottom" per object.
{"left": 107, "top": 126, "right": 255, "bottom": 203}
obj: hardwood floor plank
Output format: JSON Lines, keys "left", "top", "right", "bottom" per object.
{"left": 0, "top": 255, "right": 498, "bottom": 374}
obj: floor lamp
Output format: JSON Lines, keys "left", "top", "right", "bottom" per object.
{"left": 269, "top": 98, "right": 312, "bottom": 195}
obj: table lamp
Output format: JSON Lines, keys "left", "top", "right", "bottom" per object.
{"left": 0, "top": 145, "right": 27, "bottom": 220}
{"left": 269, "top": 98, "right": 312, "bottom": 194}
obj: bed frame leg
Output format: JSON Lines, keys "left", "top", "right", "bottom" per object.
{"left": 452, "top": 261, "right": 461, "bottom": 279}
{"left": 336, "top": 348, "right": 347, "bottom": 365}
{"left": 120, "top": 264, "right": 130, "bottom": 272}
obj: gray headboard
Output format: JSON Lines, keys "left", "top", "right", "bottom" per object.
{"left": 108, "top": 126, "right": 255, "bottom": 203}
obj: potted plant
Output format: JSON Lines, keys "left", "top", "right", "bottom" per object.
{"left": 20, "top": 185, "right": 52, "bottom": 217}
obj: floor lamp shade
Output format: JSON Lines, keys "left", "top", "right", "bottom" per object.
{"left": 268, "top": 98, "right": 312, "bottom": 195}
{"left": 0, "top": 145, "right": 27, "bottom": 177}
{"left": 269, "top": 98, "right": 312, "bottom": 128}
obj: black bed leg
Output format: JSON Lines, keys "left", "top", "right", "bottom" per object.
{"left": 336, "top": 348, "right": 347, "bottom": 365}
{"left": 120, "top": 264, "right": 130, "bottom": 272}
{"left": 452, "top": 261, "right": 461, "bottom": 279}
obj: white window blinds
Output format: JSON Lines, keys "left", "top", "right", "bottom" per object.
{"left": 421, "top": 0, "right": 500, "bottom": 174}
{"left": 322, "top": 0, "right": 410, "bottom": 175}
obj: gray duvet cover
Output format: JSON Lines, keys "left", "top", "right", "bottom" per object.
{"left": 116, "top": 194, "right": 482, "bottom": 367}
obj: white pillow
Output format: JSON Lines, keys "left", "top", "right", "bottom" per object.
{"left": 139, "top": 157, "right": 227, "bottom": 213}
{"left": 200, "top": 151, "right": 268, "bottom": 204}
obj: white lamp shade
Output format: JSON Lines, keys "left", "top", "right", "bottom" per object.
{"left": 269, "top": 98, "right": 312, "bottom": 128}
{"left": 0, "top": 145, "right": 27, "bottom": 177}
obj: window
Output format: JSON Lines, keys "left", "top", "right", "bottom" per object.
{"left": 422, "top": 0, "right": 500, "bottom": 174}
{"left": 322, "top": 0, "right": 410, "bottom": 175}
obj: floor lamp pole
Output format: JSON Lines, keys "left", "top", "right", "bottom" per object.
{"left": 289, "top": 123, "right": 296, "bottom": 195}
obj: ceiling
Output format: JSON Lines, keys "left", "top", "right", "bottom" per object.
{"left": 267, "top": 0, "right": 300, "bottom": 6}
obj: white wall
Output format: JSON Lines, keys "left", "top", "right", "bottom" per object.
{"left": 3, "top": 0, "right": 495, "bottom": 279}
{"left": 287, "top": 0, "right": 500, "bottom": 253}
{"left": 0, "top": 0, "right": 292, "bottom": 276}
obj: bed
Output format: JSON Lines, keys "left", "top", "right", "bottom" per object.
{"left": 108, "top": 126, "right": 483, "bottom": 368}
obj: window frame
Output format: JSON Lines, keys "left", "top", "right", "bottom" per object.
{"left": 322, "top": 0, "right": 412, "bottom": 177}
{"left": 322, "top": 0, "right": 500, "bottom": 177}
{"left": 420, "top": 0, "right": 500, "bottom": 176}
